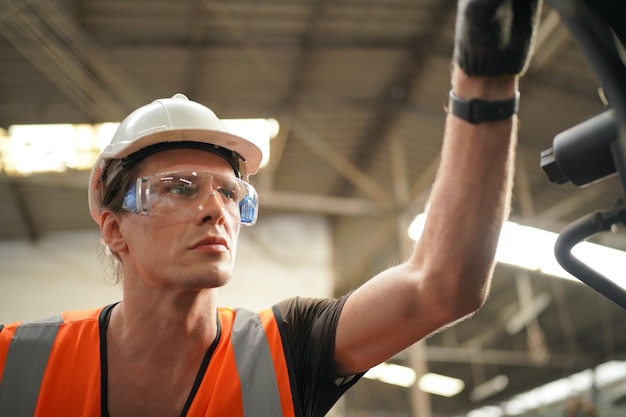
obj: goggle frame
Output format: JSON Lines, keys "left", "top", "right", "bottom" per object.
{"left": 121, "top": 170, "right": 259, "bottom": 226}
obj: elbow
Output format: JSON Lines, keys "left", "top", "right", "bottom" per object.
{"left": 418, "top": 263, "right": 493, "bottom": 326}
{"left": 441, "top": 286, "right": 487, "bottom": 326}
{"left": 411, "top": 244, "right": 495, "bottom": 309}
{"left": 462, "top": 275, "right": 490, "bottom": 311}
{"left": 457, "top": 286, "right": 488, "bottom": 318}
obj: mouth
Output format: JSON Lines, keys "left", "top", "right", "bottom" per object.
{"left": 190, "top": 235, "right": 230, "bottom": 252}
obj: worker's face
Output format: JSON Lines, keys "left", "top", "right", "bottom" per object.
{"left": 113, "top": 148, "right": 242, "bottom": 290}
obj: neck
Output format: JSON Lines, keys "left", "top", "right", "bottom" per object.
{"left": 107, "top": 286, "right": 219, "bottom": 365}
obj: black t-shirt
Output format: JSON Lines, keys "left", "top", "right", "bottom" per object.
{"left": 273, "top": 295, "right": 363, "bottom": 417}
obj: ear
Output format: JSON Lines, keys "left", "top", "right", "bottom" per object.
{"left": 100, "top": 210, "right": 127, "bottom": 253}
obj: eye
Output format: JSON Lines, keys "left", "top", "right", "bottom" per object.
{"left": 216, "top": 179, "right": 241, "bottom": 201}
{"left": 169, "top": 183, "right": 196, "bottom": 197}
{"left": 158, "top": 176, "right": 197, "bottom": 197}
{"left": 217, "top": 186, "right": 238, "bottom": 200}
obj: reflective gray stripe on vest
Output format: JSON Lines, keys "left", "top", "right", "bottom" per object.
{"left": 0, "top": 315, "right": 63, "bottom": 417}
{"left": 0, "top": 311, "right": 284, "bottom": 416}
{"left": 232, "top": 308, "right": 284, "bottom": 417}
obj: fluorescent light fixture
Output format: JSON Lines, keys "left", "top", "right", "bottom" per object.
{"left": 467, "top": 405, "right": 503, "bottom": 417}
{"left": 467, "top": 360, "right": 626, "bottom": 416}
{"left": 1, "top": 119, "right": 279, "bottom": 176}
{"left": 408, "top": 213, "right": 626, "bottom": 290}
{"left": 470, "top": 375, "right": 509, "bottom": 402}
{"left": 418, "top": 372, "right": 465, "bottom": 397}
{"left": 364, "top": 363, "right": 465, "bottom": 397}
{"left": 363, "top": 362, "right": 417, "bottom": 387}
{"left": 1, "top": 123, "right": 117, "bottom": 175}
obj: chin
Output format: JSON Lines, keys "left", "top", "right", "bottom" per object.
{"left": 185, "top": 269, "right": 233, "bottom": 289}
{"left": 206, "top": 273, "right": 232, "bottom": 288}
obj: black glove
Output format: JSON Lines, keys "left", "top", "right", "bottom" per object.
{"left": 453, "top": 0, "right": 543, "bottom": 77}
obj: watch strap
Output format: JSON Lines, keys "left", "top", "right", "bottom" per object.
{"left": 448, "top": 90, "right": 520, "bottom": 124}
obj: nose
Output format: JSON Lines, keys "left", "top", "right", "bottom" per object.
{"left": 194, "top": 191, "right": 226, "bottom": 225}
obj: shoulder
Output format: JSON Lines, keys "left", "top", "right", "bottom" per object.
{"left": 61, "top": 306, "right": 106, "bottom": 323}
{"left": 272, "top": 294, "right": 353, "bottom": 347}
{"left": 270, "top": 295, "right": 359, "bottom": 416}
{"left": 274, "top": 295, "right": 348, "bottom": 322}
{"left": 2, "top": 307, "right": 103, "bottom": 327}
{"left": 0, "top": 306, "right": 106, "bottom": 364}
{"left": 0, "top": 306, "right": 107, "bottom": 340}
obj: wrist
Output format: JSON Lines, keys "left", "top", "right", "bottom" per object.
{"left": 448, "top": 90, "right": 520, "bottom": 124}
{"left": 452, "top": 65, "right": 518, "bottom": 100}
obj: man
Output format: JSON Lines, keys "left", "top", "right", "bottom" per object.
{"left": 0, "top": 0, "right": 542, "bottom": 416}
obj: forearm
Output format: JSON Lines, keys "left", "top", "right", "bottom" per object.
{"left": 412, "top": 66, "right": 518, "bottom": 314}
{"left": 334, "top": 1, "right": 542, "bottom": 376}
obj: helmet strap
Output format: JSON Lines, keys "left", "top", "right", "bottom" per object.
{"left": 121, "top": 141, "right": 243, "bottom": 178}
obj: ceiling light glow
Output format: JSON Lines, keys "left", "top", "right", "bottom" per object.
{"left": 418, "top": 372, "right": 465, "bottom": 397}
{"left": 364, "top": 362, "right": 417, "bottom": 388}
{"left": 1, "top": 119, "right": 279, "bottom": 176}
{"left": 408, "top": 213, "right": 626, "bottom": 290}
{"left": 470, "top": 375, "right": 509, "bottom": 402}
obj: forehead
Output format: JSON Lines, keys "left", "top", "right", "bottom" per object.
{"left": 135, "top": 148, "right": 236, "bottom": 176}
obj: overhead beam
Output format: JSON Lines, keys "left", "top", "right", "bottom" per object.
{"left": 423, "top": 346, "right": 589, "bottom": 367}
{"left": 331, "top": 0, "right": 457, "bottom": 197}
{"left": 0, "top": 0, "right": 146, "bottom": 121}
{"left": 202, "top": 0, "right": 396, "bottom": 205}
{"left": 261, "top": 191, "right": 386, "bottom": 216}
{"left": 201, "top": 0, "right": 289, "bottom": 95}
{"left": 183, "top": 0, "right": 210, "bottom": 97}
{"left": 529, "top": 9, "right": 572, "bottom": 72}
{"left": 290, "top": 120, "right": 393, "bottom": 204}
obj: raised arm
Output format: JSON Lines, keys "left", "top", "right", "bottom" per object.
{"left": 334, "top": 0, "right": 543, "bottom": 376}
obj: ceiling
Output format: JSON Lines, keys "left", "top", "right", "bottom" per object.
{"left": 1, "top": 0, "right": 626, "bottom": 416}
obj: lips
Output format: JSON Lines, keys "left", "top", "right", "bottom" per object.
{"left": 190, "top": 235, "right": 230, "bottom": 251}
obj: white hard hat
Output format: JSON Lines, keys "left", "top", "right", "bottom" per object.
{"left": 88, "top": 93, "right": 263, "bottom": 224}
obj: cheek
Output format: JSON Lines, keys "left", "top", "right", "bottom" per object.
{"left": 121, "top": 219, "right": 180, "bottom": 255}
{"left": 230, "top": 226, "right": 241, "bottom": 254}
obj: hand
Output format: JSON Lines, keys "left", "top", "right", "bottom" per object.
{"left": 453, "top": 0, "right": 543, "bottom": 77}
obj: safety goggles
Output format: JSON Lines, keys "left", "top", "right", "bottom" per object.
{"left": 122, "top": 170, "right": 258, "bottom": 225}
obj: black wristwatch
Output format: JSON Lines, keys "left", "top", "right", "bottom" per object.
{"left": 448, "top": 90, "right": 520, "bottom": 124}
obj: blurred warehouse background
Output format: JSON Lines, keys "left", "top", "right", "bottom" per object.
{"left": 1, "top": 0, "right": 626, "bottom": 416}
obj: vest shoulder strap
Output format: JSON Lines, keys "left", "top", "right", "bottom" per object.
{"left": 232, "top": 307, "right": 285, "bottom": 417}
{"left": 0, "top": 315, "right": 63, "bottom": 417}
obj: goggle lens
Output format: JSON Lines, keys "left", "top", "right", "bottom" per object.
{"left": 122, "top": 171, "right": 258, "bottom": 226}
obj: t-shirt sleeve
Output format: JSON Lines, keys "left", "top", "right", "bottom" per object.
{"left": 272, "top": 294, "right": 364, "bottom": 417}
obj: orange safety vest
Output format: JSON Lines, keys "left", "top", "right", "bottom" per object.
{"left": 0, "top": 306, "right": 296, "bottom": 417}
